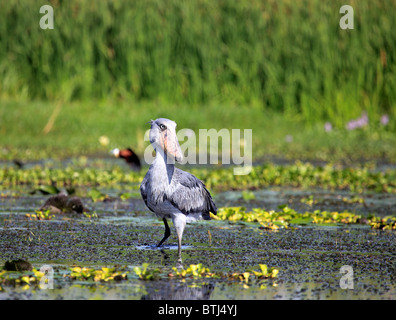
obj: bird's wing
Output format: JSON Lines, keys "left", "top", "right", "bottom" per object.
{"left": 140, "top": 173, "right": 155, "bottom": 213}
{"left": 166, "top": 168, "right": 217, "bottom": 218}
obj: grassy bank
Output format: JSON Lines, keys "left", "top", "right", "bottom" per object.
{"left": 0, "top": 0, "right": 395, "bottom": 126}
{"left": 1, "top": 99, "right": 396, "bottom": 162}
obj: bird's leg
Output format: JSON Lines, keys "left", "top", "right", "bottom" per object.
{"left": 157, "top": 218, "right": 171, "bottom": 247}
{"left": 172, "top": 214, "right": 186, "bottom": 267}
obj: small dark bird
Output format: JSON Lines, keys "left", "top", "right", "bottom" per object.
{"left": 4, "top": 259, "right": 32, "bottom": 271}
{"left": 112, "top": 148, "right": 141, "bottom": 171}
{"left": 12, "top": 159, "right": 24, "bottom": 169}
{"left": 39, "top": 194, "right": 89, "bottom": 214}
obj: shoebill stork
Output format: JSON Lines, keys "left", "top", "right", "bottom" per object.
{"left": 140, "top": 118, "right": 217, "bottom": 266}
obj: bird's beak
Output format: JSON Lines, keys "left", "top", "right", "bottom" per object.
{"left": 161, "top": 128, "right": 183, "bottom": 162}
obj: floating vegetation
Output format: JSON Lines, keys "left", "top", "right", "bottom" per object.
{"left": 200, "top": 162, "right": 396, "bottom": 193}
{"left": 213, "top": 205, "right": 396, "bottom": 230}
{"left": 133, "top": 263, "right": 161, "bottom": 281}
{"left": 119, "top": 192, "right": 137, "bottom": 201}
{"left": 29, "top": 185, "right": 60, "bottom": 195}
{"left": 300, "top": 195, "right": 365, "bottom": 206}
{"left": 67, "top": 267, "right": 127, "bottom": 282}
{"left": 0, "top": 166, "right": 142, "bottom": 188}
{"left": 248, "top": 264, "right": 279, "bottom": 279}
{"left": 0, "top": 263, "right": 278, "bottom": 292}
{"left": 367, "top": 215, "right": 396, "bottom": 231}
{"left": 169, "top": 264, "right": 216, "bottom": 279}
{"left": 26, "top": 209, "right": 55, "bottom": 221}
{"left": 230, "top": 264, "right": 279, "bottom": 289}
{"left": 166, "top": 263, "right": 279, "bottom": 287}
{"left": 1, "top": 162, "right": 395, "bottom": 193}
{"left": 300, "top": 195, "right": 316, "bottom": 206}
{"left": 341, "top": 196, "right": 365, "bottom": 204}
{"left": 88, "top": 188, "right": 108, "bottom": 202}
{"left": 0, "top": 268, "right": 46, "bottom": 291}
{"left": 82, "top": 211, "right": 99, "bottom": 220}
{"left": 241, "top": 190, "right": 256, "bottom": 201}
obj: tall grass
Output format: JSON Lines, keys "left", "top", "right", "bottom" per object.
{"left": 0, "top": 0, "right": 395, "bottom": 125}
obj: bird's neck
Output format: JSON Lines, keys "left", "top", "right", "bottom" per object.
{"left": 152, "top": 148, "right": 174, "bottom": 184}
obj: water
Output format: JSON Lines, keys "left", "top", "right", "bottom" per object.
{"left": 0, "top": 186, "right": 395, "bottom": 300}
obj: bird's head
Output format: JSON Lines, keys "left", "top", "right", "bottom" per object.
{"left": 148, "top": 118, "right": 183, "bottom": 162}
{"left": 112, "top": 148, "right": 134, "bottom": 159}
{"left": 111, "top": 148, "right": 121, "bottom": 158}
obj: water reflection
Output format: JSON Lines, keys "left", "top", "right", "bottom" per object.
{"left": 141, "top": 282, "right": 215, "bottom": 300}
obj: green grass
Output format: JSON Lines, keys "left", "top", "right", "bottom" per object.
{"left": 1, "top": 99, "right": 396, "bottom": 163}
{"left": 0, "top": 0, "right": 395, "bottom": 126}
{"left": 1, "top": 1, "right": 395, "bottom": 162}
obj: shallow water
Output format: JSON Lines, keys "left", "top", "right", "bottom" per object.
{"left": 0, "top": 186, "right": 395, "bottom": 300}
{"left": 2, "top": 278, "right": 394, "bottom": 300}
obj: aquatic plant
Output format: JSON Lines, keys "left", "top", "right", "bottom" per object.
{"left": 169, "top": 264, "right": 216, "bottom": 279}
{"left": 213, "top": 205, "right": 395, "bottom": 230}
{"left": 1, "top": 162, "right": 396, "bottom": 194}
{"left": 229, "top": 264, "right": 279, "bottom": 289}
{"left": 82, "top": 211, "right": 98, "bottom": 220}
{"left": 68, "top": 266, "right": 127, "bottom": 282}
{"left": 300, "top": 195, "right": 316, "bottom": 206}
{"left": 88, "top": 189, "right": 107, "bottom": 202}
{"left": 0, "top": 263, "right": 279, "bottom": 292}
{"left": 248, "top": 264, "right": 279, "bottom": 279}
{"left": 241, "top": 190, "right": 256, "bottom": 201}
{"left": 133, "top": 263, "right": 161, "bottom": 281}
{"left": 368, "top": 215, "right": 396, "bottom": 230}
{"left": 198, "top": 162, "right": 396, "bottom": 193}
{"left": 0, "top": 268, "right": 46, "bottom": 291}
{"left": 26, "top": 209, "right": 55, "bottom": 221}
{"left": 167, "top": 263, "right": 278, "bottom": 289}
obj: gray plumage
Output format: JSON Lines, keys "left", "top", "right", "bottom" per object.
{"left": 140, "top": 166, "right": 217, "bottom": 221}
{"left": 140, "top": 118, "right": 217, "bottom": 266}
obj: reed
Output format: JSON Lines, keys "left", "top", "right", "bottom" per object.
{"left": 0, "top": 0, "right": 395, "bottom": 125}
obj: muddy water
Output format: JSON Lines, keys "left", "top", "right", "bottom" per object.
{"left": 0, "top": 187, "right": 395, "bottom": 300}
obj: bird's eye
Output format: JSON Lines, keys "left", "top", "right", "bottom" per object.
{"left": 159, "top": 124, "right": 166, "bottom": 130}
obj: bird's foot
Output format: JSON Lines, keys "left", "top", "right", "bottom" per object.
{"left": 175, "top": 257, "right": 183, "bottom": 269}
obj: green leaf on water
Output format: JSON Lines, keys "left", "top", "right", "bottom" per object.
{"left": 88, "top": 189, "right": 105, "bottom": 202}
{"left": 31, "top": 185, "right": 60, "bottom": 195}
{"left": 242, "top": 191, "right": 255, "bottom": 201}
{"left": 289, "top": 217, "right": 313, "bottom": 225}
